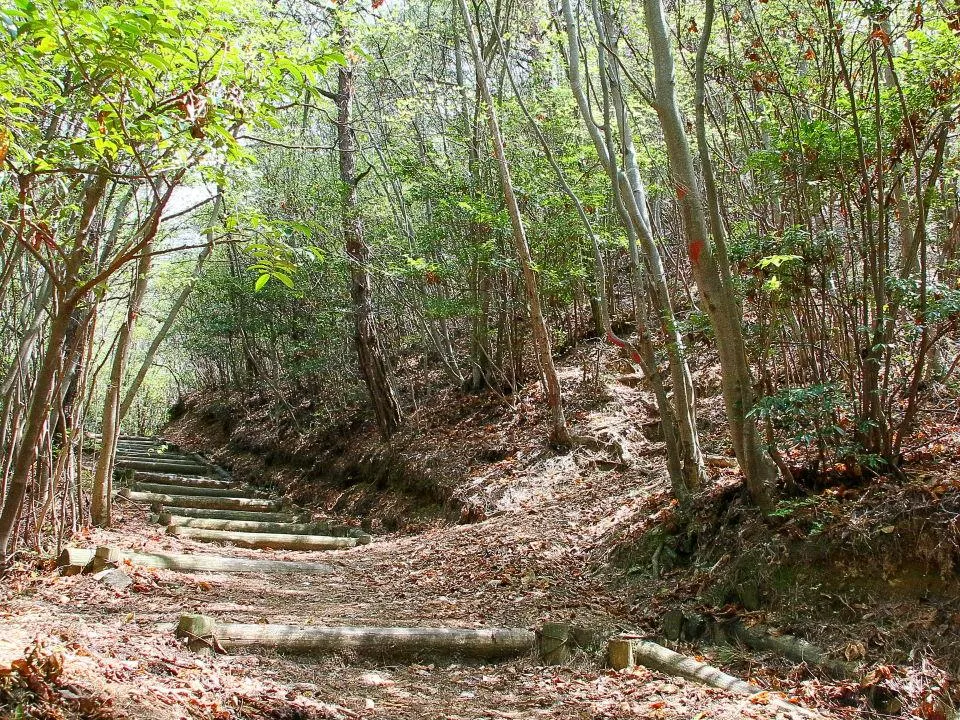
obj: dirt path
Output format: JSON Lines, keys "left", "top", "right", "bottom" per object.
{"left": 2, "top": 440, "right": 839, "bottom": 720}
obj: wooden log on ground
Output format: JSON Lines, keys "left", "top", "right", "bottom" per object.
{"left": 115, "top": 459, "right": 211, "bottom": 475}
{"left": 131, "top": 472, "right": 242, "bottom": 490}
{"left": 608, "top": 637, "right": 758, "bottom": 693}
{"left": 608, "top": 637, "right": 821, "bottom": 717}
{"left": 116, "top": 454, "right": 199, "bottom": 464}
{"left": 729, "top": 622, "right": 856, "bottom": 679}
{"left": 117, "top": 488, "right": 281, "bottom": 512}
{"left": 176, "top": 614, "right": 536, "bottom": 662}
{"left": 155, "top": 514, "right": 331, "bottom": 535}
{"left": 115, "top": 455, "right": 207, "bottom": 467}
{"left": 166, "top": 526, "right": 358, "bottom": 550}
{"left": 154, "top": 506, "right": 307, "bottom": 523}
{"left": 57, "top": 547, "right": 95, "bottom": 575}
{"left": 90, "top": 546, "right": 332, "bottom": 574}
{"left": 134, "top": 482, "right": 259, "bottom": 499}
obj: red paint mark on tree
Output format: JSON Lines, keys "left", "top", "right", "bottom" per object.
{"left": 689, "top": 240, "right": 704, "bottom": 264}
{"left": 606, "top": 331, "right": 626, "bottom": 348}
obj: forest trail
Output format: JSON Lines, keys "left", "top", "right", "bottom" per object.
{"left": 2, "top": 435, "right": 832, "bottom": 719}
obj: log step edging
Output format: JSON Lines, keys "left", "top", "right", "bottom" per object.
{"left": 117, "top": 488, "right": 282, "bottom": 512}
{"left": 176, "top": 615, "right": 537, "bottom": 663}
{"left": 57, "top": 546, "right": 334, "bottom": 575}
{"left": 116, "top": 460, "right": 211, "bottom": 475}
{"left": 129, "top": 472, "right": 243, "bottom": 490}
{"left": 166, "top": 526, "right": 365, "bottom": 550}
{"left": 153, "top": 506, "right": 309, "bottom": 523}
{"left": 608, "top": 637, "right": 823, "bottom": 717}
{"left": 154, "top": 514, "right": 334, "bottom": 535}
{"left": 133, "top": 482, "right": 261, "bottom": 499}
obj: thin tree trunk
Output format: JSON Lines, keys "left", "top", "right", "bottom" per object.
{"left": 335, "top": 4, "right": 403, "bottom": 439}
{"left": 457, "top": 0, "right": 570, "bottom": 447}
{"left": 643, "top": 0, "right": 776, "bottom": 509}
{"left": 91, "top": 246, "right": 153, "bottom": 526}
{"left": 559, "top": 0, "right": 703, "bottom": 484}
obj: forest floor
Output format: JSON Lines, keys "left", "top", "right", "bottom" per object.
{"left": 4, "top": 344, "right": 960, "bottom": 719}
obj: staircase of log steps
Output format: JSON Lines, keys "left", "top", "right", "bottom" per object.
{"left": 111, "top": 435, "right": 372, "bottom": 550}
{"left": 77, "top": 435, "right": 584, "bottom": 666}
{"left": 68, "top": 436, "right": 764, "bottom": 686}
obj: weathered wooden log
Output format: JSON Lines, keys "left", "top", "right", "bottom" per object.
{"left": 116, "top": 456, "right": 199, "bottom": 466}
{"left": 115, "top": 459, "right": 211, "bottom": 475}
{"left": 166, "top": 526, "right": 358, "bottom": 550}
{"left": 729, "top": 622, "right": 856, "bottom": 679}
{"left": 131, "top": 472, "right": 242, "bottom": 490}
{"left": 155, "top": 506, "right": 307, "bottom": 523}
{"left": 117, "top": 488, "right": 280, "bottom": 512}
{"left": 89, "top": 546, "right": 332, "bottom": 574}
{"left": 155, "top": 514, "right": 331, "bottom": 535}
{"left": 538, "top": 623, "right": 601, "bottom": 664}
{"left": 133, "top": 482, "right": 259, "bottom": 499}
{"left": 176, "top": 614, "right": 536, "bottom": 662}
{"left": 115, "top": 454, "right": 207, "bottom": 466}
{"left": 57, "top": 547, "right": 95, "bottom": 575}
{"left": 608, "top": 637, "right": 820, "bottom": 717}
{"left": 609, "top": 637, "right": 758, "bottom": 693}
{"left": 115, "top": 444, "right": 174, "bottom": 452}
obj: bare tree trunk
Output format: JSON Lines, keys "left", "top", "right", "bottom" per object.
{"left": 0, "top": 297, "right": 76, "bottom": 556}
{"left": 457, "top": 0, "right": 570, "bottom": 447}
{"left": 643, "top": 0, "right": 776, "bottom": 509}
{"left": 90, "top": 246, "right": 153, "bottom": 526}
{"left": 559, "top": 0, "right": 703, "bottom": 485}
{"left": 336, "top": 5, "right": 403, "bottom": 439}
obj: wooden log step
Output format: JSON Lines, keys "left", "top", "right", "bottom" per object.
{"left": 130, "top": 472, "right": 242, "bottom": 490}
{"left": 117, "top": 488, "right": 281, "bottom": 512}
{"left": 115, "top": 455, "right": 207, "bottom": 467}
{"left": 155, "top": 513, "right": 332, "bottom": 535}
{"left": 154, "top": 506, "right": 308, "bottom": 523}
{"left": 133, "top": 482, "right": 260, "bottom": 499}
{"left": 56, "top": 546, "right": 333, "bottom": 575}
{"left": 166, "top": 526, "right": 361, "bottom": 550}
{"left": 176, "top": 615, "right": 535, "bottom": 662}
{"left": 116, "top": 460, "right": 210, "bottom": 475}
{"left": 116, "top": 453, "right": 197, "bottom": 462}
{"left": 609, "top": 637, "right": 758, "bottom": 693}
{"left": 608, "top": 637, "right": 822, "bottom": 717}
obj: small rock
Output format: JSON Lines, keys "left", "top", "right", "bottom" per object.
{"left": 735, "top": 580, "right": 762, "bottom": 611}
{"left": 683, "top": 613, "right": 707, "bottom": 640}
{"left": 92, "top": 568, "right": 133, "bottom": 591}
{"left": 662, "top": 609, "right": 684, "bottom": 641}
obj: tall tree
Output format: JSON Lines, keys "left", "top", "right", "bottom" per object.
{"left": 456, "top": 0, "right": 571, "bottom": 447}
{"left": 642, "top": 0, "right": 776, "bottom": 508}
{"left": 334, "top": 2, "right": 404, "bottom": 439}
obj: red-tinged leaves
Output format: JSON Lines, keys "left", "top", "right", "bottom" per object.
{"left": 870, "top": 26, "right": 891, "bottom": 46}
{"left": 372, "top": 0, "right": 385, "bottom": 9}
{"left": 675, "top": 184, "right": 688, "bottom": 201}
